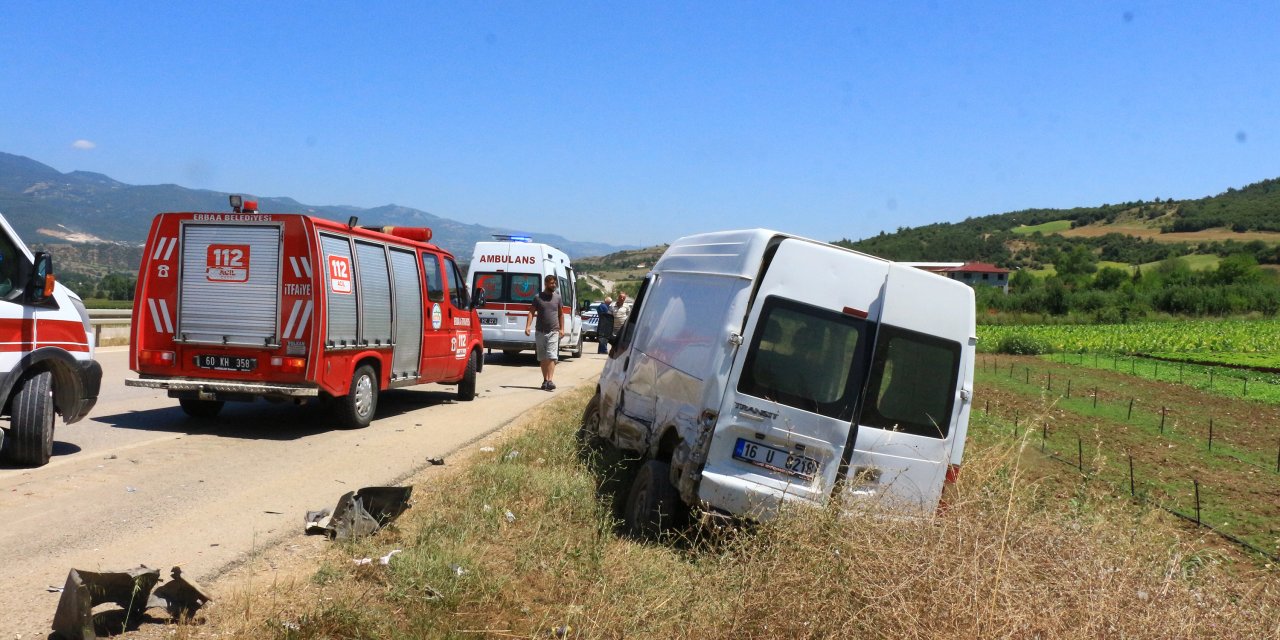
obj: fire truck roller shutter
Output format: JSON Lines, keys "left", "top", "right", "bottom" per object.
{"left": 179, "top": 225, "right": 281, "bottom": 345}
{"left": 321, "top": 234, "right": 358, "bottom": 347}
{"left": 389, "top": 248, "right": 422, "bottom": 379}
{"left": 355, "top": 241, "right": 393, "bottom": 347}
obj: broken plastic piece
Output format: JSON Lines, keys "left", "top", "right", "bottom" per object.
{"left": 428, "top": 457, "right": 445, "bottom": 465}
{"left": 305, "top": 486, "right": 413, "bottom": 540}
{"left": 51, "top": 566, "right": 160, "bottom": 640}
{"left": 148, "top": 567, "right": 212, "bottom": 620}
{"left": 380, "top": 550, "right": 402, "bottom": 565}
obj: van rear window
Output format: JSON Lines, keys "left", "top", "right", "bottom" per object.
{"left": 737, "top": 297, "right": 868, "bottom": 420}
{"left": 859, "top": 326, "right": 961, "bottom": 439}
{"left": 473, "top": 272, "right": 541, "bottom": 304}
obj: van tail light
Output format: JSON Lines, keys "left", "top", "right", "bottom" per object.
{"left": 139, "top": 350, "right": 176, "bottom": 367}
{"left": 271, "top": 356, "right": 306, "bottom": 373}
{"left": 936, "top": 464, "right": 962, "bottom": 517}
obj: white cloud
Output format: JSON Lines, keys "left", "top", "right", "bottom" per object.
{"left": 71, "top": 139, "right": 96, "bottom": 150}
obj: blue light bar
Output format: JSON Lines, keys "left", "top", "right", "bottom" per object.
{"left": 492, "top": 234, "right": 533, "bottom": 242}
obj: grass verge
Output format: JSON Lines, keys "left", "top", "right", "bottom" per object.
{"left": 200, "top": 386, "right": 1279, "bottom": 639}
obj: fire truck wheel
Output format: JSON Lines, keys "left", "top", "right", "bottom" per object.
{"left": 624, "top": 460, "right": 685, "bottom": 539}
{"left": 341, "top": 365, "right": 379, "bottom": 428}
{"left": 179, "top": 398, "right": 224, "bottom": 419}
{"left": 5, "top": 370, "right": 55, "bottom": 467}
{"left": 457, "top": 350, "right": 478, "bottom": 401}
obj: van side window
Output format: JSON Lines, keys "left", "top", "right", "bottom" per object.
{"left": 557, "top": 276, "right": 570, "bottom": 309}
{"left": 445, "top": 258, "right": 468, "bottom": 308}
{"left": 859, "top": 326, "right": 961, "bottom": 438}
{"left": 422, "top": 254, "right": 444, "bottom": 302}
{"left": 737, "top": 297, "right": 868, "bottom": 420}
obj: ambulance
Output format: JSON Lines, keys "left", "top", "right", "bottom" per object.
{"left": 126, "top": 197, "right": 485, "bottom": 428}
{"left": 581, "top": 229, "right": 976, "bottom": 535}
{"left": 0, "top": 212, "right": 101, "bottom": 466}
{"left": 466, "top": 236, "right": 583, "bottom": 359}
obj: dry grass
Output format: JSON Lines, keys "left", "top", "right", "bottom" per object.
{"left": 186, "top": 387, "right": 1279, "bottom": 639}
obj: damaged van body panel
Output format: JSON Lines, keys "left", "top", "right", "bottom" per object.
{"left": 589, "top": 229, "right": 976, "bottom": 532}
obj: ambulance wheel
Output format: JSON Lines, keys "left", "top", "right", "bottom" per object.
{"left": 502, "top": 350, "right": 521, "bottom": 359}
{"left": 624, "top": 460, "right": 685, "bottom": 539}
{"left": 340, "top": 365, "right": 378, "bottom": 428}
{"left": 457, "top": 350, "right": 478, "bottom": 401}
{"left": 5, "top": 371, "right": 55, "bottom": 467}
{"left": 569, "top": 335, "right": 583, "bottom": 359}
{"left": 179, "top": 398, "right": 224, "bottom": 419}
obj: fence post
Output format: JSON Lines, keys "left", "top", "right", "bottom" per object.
{"left": 1041, "top": 423, "right": 1047, "bottom": 453}
{"left": 1127, "top": 398, "right": 1134, "bottom": 421}
{"left": 1010, "top": 362, "right": 1015, "bottom": 378}
{"left": 1243, "top": 377, "right": 1248, "bottom": 396}
{"left": 1179, "top": 363, "right": 1183, "bottom": 383}
{"left": 1208, "top": 418, "right": 1214, "bottom": 451}
{"left": 985, "top": 399, "right": 990, "bottom": 416}
{"left": 1209, "top": 368, "right": 1215, "bottom": 387}
{"left": 1160, "top": 406, "right": 1166, "bottom": 434}
{"left": 1131, "top": 358, "right": 1136, "bottom": 375}
{"left": 1154, "top": 361, "right": 1158, "bottom": 380}
{"left": 1047, "top": 372, "right": 1052, "bottom": 391}
{"left": 1077, "top": 438, "right": 1083, "bottom": 472}
{"left": 1128, "top": 452, "right": 1135, "bottom": 496}
{"left": 1014, "top": 410, "right": 1019, "bottom": 432}
{"left": 1066, "top": 379, "right": 1072, "bottom": 399}
{"left": 1193, "top": 479, "right": 1201, "bottom": 526}
{"left": 1025, "top": 367, "right": 1030, "bottom": 384}
{"left": 1093, "top": 387, "right": 1098, "bottom": 409}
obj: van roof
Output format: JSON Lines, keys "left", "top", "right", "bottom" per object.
{"left": 654, "top": 228, "right": 890, "bottom": 279}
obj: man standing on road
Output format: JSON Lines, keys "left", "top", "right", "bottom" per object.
{"left": 612, "top": 292, "right": 631, "bottom": 338}
{"left": 525, "top": 274, "right": 564, "bottom": 391}
{"left": 595, "top": 296, "right": 614, "bottom": 353}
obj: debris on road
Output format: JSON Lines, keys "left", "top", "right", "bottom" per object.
{"left": 52, "top": 566, "right": 160, "bottom": 639}
{"left": 428, "top": 457, "right": 445, "bottom": 465}
{"left": 479, "top": 446, "right": 495, "bottom": 453}
{"left": 304, "top": 486, "right": 413, "bottom": 540}
{"left": 149, "top": 567, "right": 212, "bottom": 620}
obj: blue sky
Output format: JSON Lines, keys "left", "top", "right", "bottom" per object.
{"left": 1, "top": 2, "right": 1276, "bottom": 247}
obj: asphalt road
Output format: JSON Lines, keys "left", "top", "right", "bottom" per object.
{"left": 0, "top": 346, "right": 605, "bottom": 638}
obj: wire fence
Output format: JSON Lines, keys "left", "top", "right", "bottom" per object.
{"left": 977, "top": 356, "right": 1280, "bottom": 562}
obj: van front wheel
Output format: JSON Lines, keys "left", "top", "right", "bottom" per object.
{"left": 4, "top": 371, "right": 55, "bottom": 467}
{"left": 340, "top": 365, "right": 379, "bottom": 428}
{"left": 624, "top": 460, "right": 685, "bottom": 539}
{"left": 457, "top": 350, "right": 478, "bottom": 401}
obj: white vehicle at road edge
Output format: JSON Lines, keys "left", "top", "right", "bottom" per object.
{"left": 581, "top": 228, "right": 976, "bottom": 535}
{"left": 0, "top": 212, "right": 102, "bottom": 466}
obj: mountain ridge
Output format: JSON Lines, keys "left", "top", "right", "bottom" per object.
{"left": 0, "top": 152, "right": 631, "bottom": 260}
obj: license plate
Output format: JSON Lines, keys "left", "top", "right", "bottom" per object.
{"left": 195, "top": 354, "right": 257, "bottom": 372}
{"left": 733, "top": 438, "right": 819, "bottom": 480}
{"left": 481, "top": 317, "right": 498, "bottom": 325}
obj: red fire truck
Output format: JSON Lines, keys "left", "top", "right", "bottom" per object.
{"left": 126, "top": 197, "right": 485, "bottom": 428}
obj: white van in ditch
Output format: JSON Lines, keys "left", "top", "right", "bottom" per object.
{"left": 467, "top": 236, "right": 584, "bottom": 359}
{"left": 581, "top": 229, "right": 976, "bottom": 534}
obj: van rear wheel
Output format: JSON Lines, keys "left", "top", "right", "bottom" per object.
{"left": 340, "top": 365, "right": 378, "bottom": 428}
{"left": 179, "top": 398, "right": 224, "bottom": 419}
{"left": 624, "top": 460, "right": 685, "bottom": 539}
{"left": 457, "top": 350, "right": 478, "bottom": 401}
{"left": 569, "top": 334, "right": 583, "bottom": 359}
{"left": 4, "top": 371, "right": 54, "bottom": 467}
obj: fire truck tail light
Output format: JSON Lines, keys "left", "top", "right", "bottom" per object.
{"left": 140, "top": 350, "right": 175, "bottom": 366}
{"left": 271, "top": 356, "right": 306, "bottom": 373}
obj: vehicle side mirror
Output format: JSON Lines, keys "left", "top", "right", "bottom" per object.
{"left": 27, "top": 252, "right": 55, "bottom": 305}
{"left": 472, "top": 288, "right": 486, "bottom": 309}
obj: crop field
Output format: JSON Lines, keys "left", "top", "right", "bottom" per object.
{"left": 976, "top": 353, "right": 1280, "bottom": 556}
{"left": 979, "top": 319, "right": 1280, "bottom": 362}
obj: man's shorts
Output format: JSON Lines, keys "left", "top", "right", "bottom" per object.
{"left": 535, "top": 332, "right": 560, "bottom": 361}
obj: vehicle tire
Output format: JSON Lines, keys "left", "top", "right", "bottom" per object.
{"left": 624, "top": 459, "right": 685, "bottom": 539}
{"left": 5, "top": 371, "right": 55, "bottom": 467}
{"left": 340, "top": 365, "right": 379, "bottom": 428}
{"left": 569, "top": 334, "right": 584, "bottom": 359}
{"left": 457, "top": 350, "right": 478, "bottom": 401}
{"left": 502, "top": 349, "right": 521, "bottom": 360}
{"left": 179, "top": 398, "right": 224, "bottom": 419}
{"left": 576, "top": 393, "right": 603, "bottom": 449}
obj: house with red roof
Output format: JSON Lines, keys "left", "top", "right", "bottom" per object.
{"left": 902, "top": 261, "right": 1011, "bottom": 293}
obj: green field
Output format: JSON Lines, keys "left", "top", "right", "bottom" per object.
{"left": 979, "top": 319, "right": 1280, "bottom": 356}
{"left": 1011, "top": 219, "right": 1072, "bottom": 235}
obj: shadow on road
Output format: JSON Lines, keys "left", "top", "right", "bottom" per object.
{"left": 0, "top": 439, "right": 83, "bottom": 469}
{"left": 93, "top": 387, "right": 464, "bottom": 441}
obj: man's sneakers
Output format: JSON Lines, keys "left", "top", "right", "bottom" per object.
{"left": 540, "top": 380, "right": 557, "bottom": 392}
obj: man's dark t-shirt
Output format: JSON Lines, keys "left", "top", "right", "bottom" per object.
{"left": 530, "top": 290, "right": 562, "bottom": 333}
